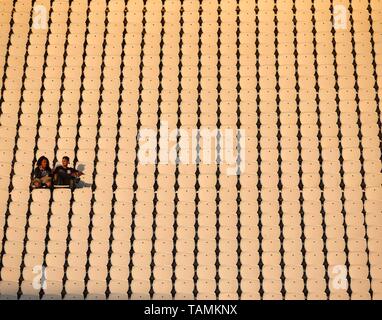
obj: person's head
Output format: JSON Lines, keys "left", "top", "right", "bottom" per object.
{"left": 62, "top": 156, "right": 70, "bottom": 168}
{"left": 37, "top": 156, "right": 50, "bottom": 169}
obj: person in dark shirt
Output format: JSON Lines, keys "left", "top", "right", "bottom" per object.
{"left": 53, "top": 156, "right": 84, "bottom": 189}
{"left": 32, "top": 156, "right": 52, "bottom": 188}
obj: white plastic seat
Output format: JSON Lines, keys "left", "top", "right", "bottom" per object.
{"left": 51, "top": 202, "right": 71, "bottom": 216}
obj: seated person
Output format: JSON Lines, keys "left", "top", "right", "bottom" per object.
{"left": 53, "top": 156, "right": 84, "bottom": 188}
{"left": 31, "top": 156, "right": 52, "bottom": 188}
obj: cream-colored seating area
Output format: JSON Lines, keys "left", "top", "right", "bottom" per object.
{"left": 0, "top": 0, "right": 381, "bottom": 300}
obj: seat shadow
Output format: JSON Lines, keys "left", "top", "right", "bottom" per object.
{"left": 74, "top": 163, "right": 91, "bottom": 188}
{"left": 77, "top": 164, "right": 85, "bottom": 172}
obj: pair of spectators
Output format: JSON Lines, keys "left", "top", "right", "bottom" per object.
{"left": 32, "top": 156, "right": 83, "bottom": 189}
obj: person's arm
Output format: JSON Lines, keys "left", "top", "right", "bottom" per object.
{"left": 71, "top": 168, "right": 84, "bottom": 177}
{"left": 33, "top": 167, "right": 41, "bottom": 179}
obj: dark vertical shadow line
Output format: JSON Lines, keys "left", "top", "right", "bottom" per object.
{"left": 61, "top": 0, "right": 89, "bottom": 299}
{"left": 149, "top": 0, "right": 165, "bottom": 300}
{"left": 0, "top": 0, "right": 17, "bottom": 120}
{"left": 311, "top": 0, "right": 330, "bottom": 299}
{"left": 83, "top": 0, "right": 111, "bottom": 299}
{"left": 292, "top": 0, "right": 308, "bottom": 299}
{"left": 127, "top": 0, "right": 147, "bottom": 299}
{"left": 254, "top": 0, "right": 264, "bottom": 300}
{"left": 192, "top": 0, "right": 203, "bottom": 300}
{"left": 105, "top": 0, "right": 129, "bottom": 300}
{"left": 329, "top": 0, "right": 352, "bottom": 298}
{"left": 273, "top": 0, "right": 286, "bottom": 299}
{"left": 348, "top": 0, "right": 372, "bottom": 299}
{"left": 0, "top": 0, "right": 36, "bottom": 287}
{"left": 171, "top": 0, "right": 184, "bottom": 299}
{"left": 16, "top": 0, "right": 54, "bottom": 300}
{"left": 33, "top": 0, "right": 56, "bottom": 299}
{"left": 235, "top": 0, "right": 242, "bottom": 300}
{"left": 214, "top": 0, "right": 222, "bottom": 300}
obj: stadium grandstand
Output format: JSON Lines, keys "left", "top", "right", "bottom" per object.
{"left": 0, "top": 0, "right": 381, "bottom": 300}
